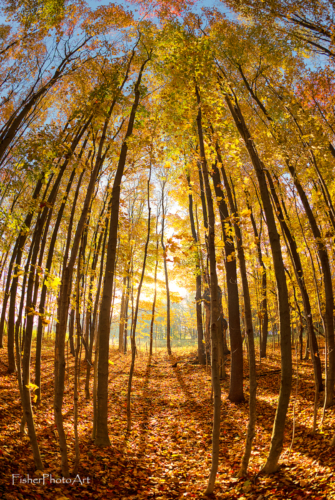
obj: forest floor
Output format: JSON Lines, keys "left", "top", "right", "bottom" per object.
{"left": 0, "top": 341, "right": 335, "bottom": 499}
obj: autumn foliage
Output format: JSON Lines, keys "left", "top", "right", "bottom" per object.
{"left": 0, "top": 0, "right": 335, "bottom": 498}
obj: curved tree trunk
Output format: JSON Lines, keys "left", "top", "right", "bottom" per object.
{"left": 266, "top": 170, "right": 323, "bottom": 393}
{"left": 224, "top": 92, "right": 292, "bottom": 474}
{"left": 0, "top": 239, "right": 18, "bottom": 348}
{"left": 7, "top": 176, "right": 45, "bottom": 372}
{"left": 95, "top": 52, "right": 151, "bottom": 447}
{"left": 239, "top": 69, "right": 332, "bottom": 404}
{"left": 218, "top": 158, "right": 257, "bottom": 476}
{"left": 54, "top": 128, "right": 106, "bottom": 475}
{"left": 286, "top": 164, "right": 334, "bottom": 404}
{"left": 35, "top": 166, "right": 85, "bottom": 401}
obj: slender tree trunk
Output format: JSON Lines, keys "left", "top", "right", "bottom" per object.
{"left": 73, "top": 238, "right": 84, "bottom": 474}
{"left": 197, "top": 160, "right": 208, "bottom": 229}
{"left": 195, "top": 86, "right": 221, "bottom": 496}
{"left": 245, "top": 195, "right": 269, "bottom": 358}
{"left": 203, "top": 287, "right": 211, "bottom": 360}
{"left": 224, "top": 92, "right": 292, "bottom": 473}
{"left": 92, "top": 211, "right": 108, "bottom": 439}
{"left": 68, "top": 309, "right": 75, "bottom": 356}
{"left": 286, "top": 164, "right": 334, "bottom": 404}
{"left": 0, "top": 244, "right": 11, "bottom": 285}
{"left": 95, "top": 53, "right": 151, "bottom": 446}
{"left": 7, "top": 177, "right": 45, "bottom": 372}
{"left": 14, "top": 236, "right": 35, "bottom": 438}
{"left": 124, "top": 278, "right": 129, "bottom": 355}
{"left": 0, "top": 49, "right": 90, "bottom": 163}
{"left": 216, "top": 286, "right": 226, "bottom": 379}
{"left": 266, "top": 170, "right": 323, "bottom": 393}
{"left": 18, "top": 211, "right": 47, "bottom": 469}
{"left": 149, "top": 236, "right": 159, "bottom": 357}
{"left": 160, "top": 180, "right": 172, "bottom": 356}
{"left": 21, "top": 270, "right": 44, "bottom": 471}
{"left": 84, "top": 209, "right": 106, "bottom": 400}
{"left": 0, "top": 239, "right": 18, "bottom": 348}
{"left": 127, "top": 169, "right": 151, "bottom": 431}
{"left": 187, "top": 174, "right": 206, "bottom": 364}
{"left": 119, "top": 278, "right": 126, "bottom": 353}
{"left": 54, "top": 139, "right": 104, "bottom": 476}
{"left": 210, "top": 148, "right": 244, "bottom": 402}
{"left": 238, "top": 71, "right": 332, "bottom": 403}
{"left": 217, "top": 158, "right": 257, "bottom": 476}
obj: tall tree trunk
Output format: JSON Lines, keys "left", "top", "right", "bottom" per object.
{"left": 95, "top": 52, "right": 151, "bottom": 446}
{"left": 149, "top": 214, "right": 159, "bottom": 357}
{"left": 160, "top": 180, "right": 172, "bottom": 356}
{"left": 69, "top": 309, "right": 75, "bottom": 356}
{"left": 266, "top": 170, "right": 323, "bottom": 393}
{"left": 245, "top": 194, "right": 269, "bottom": 358}
{"left": 92, "top": 209, "right": 109, "bottom": 439}
{"left": 286, "top": 164, "right": 334, "bottom": 404}
{"left": 6, "top": 177, "right": 45, "bottom": 372}
{"left": 195, "top": 86, "right": 221, "bottom": 496}
{"left": 119, "top": 278, "right": 127, "bottom": 353}
{"left": 0, "top": 238, "right": 18, "bottom": 348}
{"left": 20, "top": 255, "right": 44, "bottom": 471}
{"left": 224, "top": 92, "right": 292, "bottom": 473}
{"left": 217, "top": 158, "right": 257, "bottom": 476}
{"left": 84, "top": 200, "right": 107, "bottom": 400}
{"left": 197, "top": 160, "right": 208, "bottom": 229}
{"left": 203, "top": 287, "right": 211, "bottom": 360}
{"left": 127, "top": 169, "right": 151, "bottom": 431}
{"left": 54, "top": 133, "right": 106, "bottom": 476}
{"left": 73, "top": 240, "right": 83, "bottom": 474}
{"left": 14, "top": 234, "right": 35, "bottom": 436}
{"left": 123, "top": 277, "right": 130, "bottom": 355}
{"left": 238, "top": 69, "right": 332, "bottom": 403}
{"left": 187, "top": 174, "right": 206, "bottom": 365}
{"left": 35, "top": 166, "right": 86, "bottom": 401}
{"left": 210, "top": 147, "right": 244, "bottom": 402}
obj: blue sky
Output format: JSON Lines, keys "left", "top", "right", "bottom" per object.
{"left": 88, "top": 0, "right": 228, "bottom": 17}
{"left": 0, "top": 0, "right": 231, "bottom": 31}
{"left": 0, "top": 0, "right": 325, "bottom": 70}
{"left": 88, "top": 0, "right": 224, "bottom": 9}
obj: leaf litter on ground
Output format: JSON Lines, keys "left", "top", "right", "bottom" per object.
{"left": 0, "top": 341, "right": 334, "bottom": 499}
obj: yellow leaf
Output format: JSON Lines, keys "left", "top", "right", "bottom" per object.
{"left": 26, "top": 383, "right": 39, "bottom": 391}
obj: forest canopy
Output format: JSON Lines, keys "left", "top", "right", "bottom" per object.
{"left": 0, "top": 0, "right": 335, "bottom": 498}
